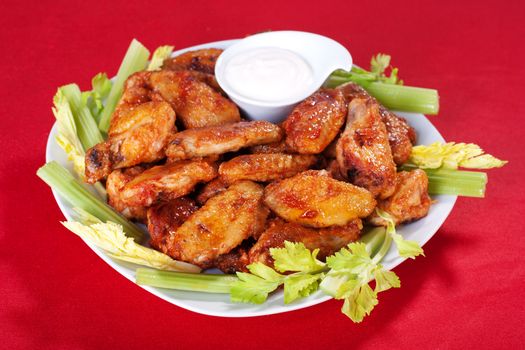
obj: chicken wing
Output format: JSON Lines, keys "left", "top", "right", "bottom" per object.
{"left": 368, "top": 169, "right": 431, "bottom": 226}
{"left": 249, "top": 140, "right": 291, "bottom": 154}
{"left": 146, "top": 197, "right": 199, "bottom": 253}
{"left": 218, "top": 153, "right": 318, "bottom": 184}
{"left": 85, "top": 100, "right": 176, "bottom": 183}
{"left": 150, "top": 70, "right": 239, "bottom": 129}
{"left": 166, "top": 121, "right": 283, "bottom": 161}
{"left": 106, "top": 166, "right": 149, "bottom": 222}
{"left": 380, "top": 108, "right": 416, "bottom": 164}
{"left": 215, "top": 242, "right": 252, "bottom": 274}
{"left": 283, "top": 89, "right": 347, "bottom": 154}
{"left": 119, "top": 159, "right": 217, "bottom": 207}
{"left": 195, "top": 178, "right": 229, "bottom": 205}
{"left": 337, "top": 82, "right": 416, "bottom": 164}
{"left": 249, "top": 218, "right": 362, "bottom": 268}
{"left": 162, "top": 48, "right": 222, "bottom": 75}
{"left": 336, "top": 97, "right": 397, "bottom": 199}
{"left": 264, "top": 170, "right": 376, "bottom": 228}
{"left": 164, "top": 181, "right": 269, "bottom": 268}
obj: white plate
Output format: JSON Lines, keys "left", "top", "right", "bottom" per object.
{"left": 45, "top": 39, "right": 457, "bottom": 317}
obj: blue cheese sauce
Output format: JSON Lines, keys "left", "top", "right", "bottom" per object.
{"left": 223, "top": 47, "right": 314, "bottom": 103}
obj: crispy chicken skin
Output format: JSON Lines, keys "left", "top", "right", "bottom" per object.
{"left": 369, "top": 169, "right": 431, "bottom": 226}
{"left": 215, "top": 242, "right": 252, "bottom": 274}
{"left": 150, "top": 70, "right": 240, "bottom": 129}
{"left": 164, "top": 181, "right": 269, "bottom": 269}
{"left": 146, "top": 197, "right": 199, "bottom": 253}
{"left": 166, "top": 121, "right": 283, "bottom": 161}
{"left": 119, "top": 159, "right": 218, "bottom": 207}
{"left": 218, "top": 153, "right": 318, "bottom": 184}
{"left": 249, "top": 140, "right": 291, "bottom": 154}
{"left": 196, "top": 178, "right": 229, "bottom": 205}
{"left": 336, "top": 97, "right": 397, "bottom": 199}
{"left": 264, "top": 170, "right": 376, "bottom": 228}
{"left": 106, "top": 166, "right": 148, "bottom": 222}
{"left": 85, "top": 100, "right": 176, "bottom": 183}
{"left": 337, "top": 82, "right": 416, "bottom": 164}
{"left": 283, "top": 89, "right": 347, "bottom": 154}
{"left": 380, "top": 108, "right": 416, "bottom": 164}
{"left": 162, "top": 48, "right": 223, "bottom": 75}
{"left": 249, "top": 218, "right": 362, "bottom": 268}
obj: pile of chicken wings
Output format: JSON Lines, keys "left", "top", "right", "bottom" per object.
{"left": 84, "top": 48, "right": 431, "bottom": 272}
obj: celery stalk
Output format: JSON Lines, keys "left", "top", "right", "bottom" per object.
{"left": 360, "top": 226, "right": 387, "bottom": 258}
{"left": 136, "top": 268, "right": 237, "bottom": 293}
{"left": 401, "top": 165, "right": 487, "bottom": 197}
{"left": 98, "top": 39, "right": 150, "bottom": 133}
{"left": 325, "top": 74, "right": 439, "bottom": 115}
{"left": 60, "top": 84, "right": 104, "bottom": 150}
{"left": 37, "top": 161, "right": 145, "bottom": 242}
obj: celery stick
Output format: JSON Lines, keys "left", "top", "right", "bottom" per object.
{"left": 401, "top": 165, "right": 487, "bottom": 197}
{"left": 98, "top": 39, "right": 150, "bottom": 133}
{"left": 326, "top": 75, "right": 439, "bottom": 115}
{"left": 60, "top": 84, "right": 104, "bottom": 150}
{"left": 428, "top": 181, "right": 485, "bottom": 198}
{"left": 136, "top": 268, "right": 237, "bottom": 293}
{"left": 37, "top": 161, "right": 145, "bottom": 242}
{"left": 364, "top": 82, "right": 439, "bottom": 115}
{"left": 360, "top": 226, "right": 387, "bottom": 258}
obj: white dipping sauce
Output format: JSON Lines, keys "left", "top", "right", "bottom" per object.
{"left": 223, "top": 47, "right": 314, "bottom": 103}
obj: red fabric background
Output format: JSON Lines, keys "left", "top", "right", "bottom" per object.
{"left": 2, "top": 0, "right": 524, "bottom": 348}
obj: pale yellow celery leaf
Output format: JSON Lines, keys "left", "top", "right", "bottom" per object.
{"left": 460, "top": 154, "right": 508, "bottom": 169}
{"left": 370, "top": 54, "right": 390, "bottom": 75}
{"left": 147, "top": 45, "right": 174, "bottom": 71}
{"left": 55, "top": 135, "right": 85, "bottom": 179}
{"left": 62, "top": 221, "right": 201, "bottom": 272}
{"left": 53, "top": 90, "right": 85, "bottom": 153}
{"left": 410, "top": 142, "right": 507, "bottom": 169}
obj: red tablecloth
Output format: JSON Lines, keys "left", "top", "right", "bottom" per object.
{"left": 2, "top": 0, "right": 524, "bottom": 348}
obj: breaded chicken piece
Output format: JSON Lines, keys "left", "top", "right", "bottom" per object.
{"left": 119, "top": 160, "right": 217, "bottom": 207}
{"left": 85, "top": 100, "right": 176, "bottom": 184}
{"left": 164, "top": 181, "right": 269, "bottom": 269}
{"left": 283, "top": 89, "right": 347, "bottom": 154}
{"left": 249, "top": 218, "right": 362, "bottom": 268}
{"left": 218, "top": 153, "right": 318, "bottom": 184}
{"left": 166, "top": 121, "right": 283, "bottom": 161}
{"left": 146, "top": 197, "right": 199, "bottom": 253}
{"left": 196, "top": 178, "right": 229, "bottom": 205}
{"left": 336, "top": 97, "right": 397, "bottom": 199}
{"left": 106, "top": 166, "right": 149, "bottom": 222}
{"left": 162, "top": 48, "right": 222, "bottom": 75}
{"left": 337, "top": 82, "right": 416, "bottom": 164}
{"left": 150, "top": 70, "right": 239, "bottom": 129}
{"left": 369, "top": 169, "right": 431, "bottom": 226}
{"left": 264, "top": 170, "right": 376, "bottom": 228}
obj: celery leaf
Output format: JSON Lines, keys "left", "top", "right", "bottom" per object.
{"left": 270, "top": 241, "right": 325, "bottom": 273}
{"left": 283, "top": 273, "right": 323, "bottom": 304}
{"left": 147, "top": 45, "right": 174, "bottom": 71}
{"left": 230, "top": 273, "right": 280, "bottom": 304}
{"left": 410, "top": 142, "right": 507, "bottom": 170}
